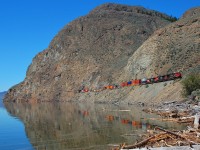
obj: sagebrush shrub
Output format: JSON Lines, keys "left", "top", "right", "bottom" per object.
{"left": 181, "top": 73, "right": 200, "bottom": 97}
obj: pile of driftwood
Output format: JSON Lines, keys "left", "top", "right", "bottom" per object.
{"left": 112, "top": 100, "right": 200, "bottom": 150}
{"left": 113, "top": 127, "right": 200, "bottom": 150}
{"left": 143, "top": 109, "right": 194, "bottom": 124}
{"left": 142, "top": 100, "right": 200, "bottom": 124}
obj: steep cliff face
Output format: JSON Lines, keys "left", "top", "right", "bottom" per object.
{"left": 4, "top": 3, "right": 174, "bottom": 103}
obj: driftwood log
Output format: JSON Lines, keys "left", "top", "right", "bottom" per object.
{"left": 155, "top": 127, "right": 197, "bottom": 146}
{"left": 121, "top": 133, "right": 167, "bottom": 149}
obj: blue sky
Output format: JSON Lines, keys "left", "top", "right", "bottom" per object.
{"left": 0, "top": 0, "right": 199, "bottom": 92}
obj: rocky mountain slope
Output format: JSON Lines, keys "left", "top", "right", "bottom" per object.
{"left": 4, "top": 4, "right": 200, "bottom": 104}
{"left": 125, "top": 7, "right": 200, "bottom": 79}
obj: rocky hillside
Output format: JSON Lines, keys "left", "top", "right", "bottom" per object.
{"left": 4, "top": 4, "right": 200, "bottom": 104}
{"left": 119, "top": 6, "right": 200, "bottom": 104}
{"left": 125, "top": 7, "right": 200, "bottom": 79}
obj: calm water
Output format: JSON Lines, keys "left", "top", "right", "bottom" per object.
{"left": 1, "top": 101, "right": 186, "bottom": 150}
{"left": 0, "top": 106, "right": 33, "bottom": 150}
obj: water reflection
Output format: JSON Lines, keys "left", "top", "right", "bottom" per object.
{"left": 106, "top": 115, "right": 152, "bottom": 130}
{"left": 0, "top": 107, "right": 34, "bottom": 150}
{"left": 4, "top": 102, "right": 186, "bottom": 150}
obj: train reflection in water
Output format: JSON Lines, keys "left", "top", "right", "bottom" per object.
{"left": 106, "top": 115, "right": 153, "bottom": 130}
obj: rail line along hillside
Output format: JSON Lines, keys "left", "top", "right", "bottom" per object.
{"left": 79, "top": 72, "right": 182, "bottom": 93}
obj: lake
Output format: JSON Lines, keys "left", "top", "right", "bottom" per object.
{"left": 1, "top": 101, "right": 186, "bottom": 150}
